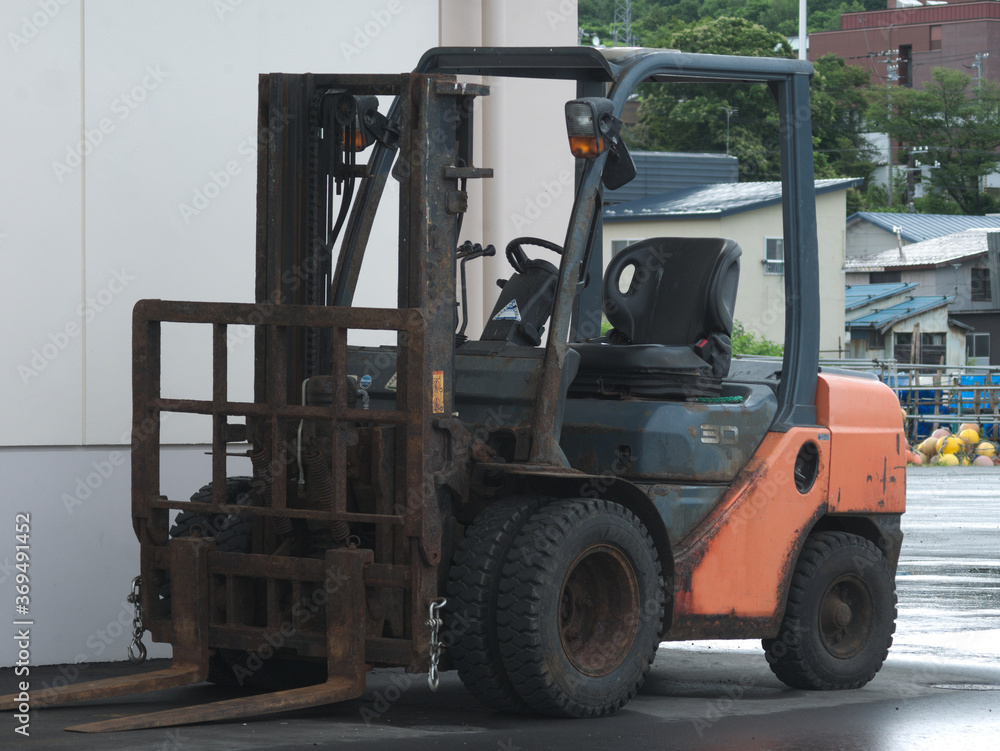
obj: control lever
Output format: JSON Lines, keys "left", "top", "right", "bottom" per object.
{"left": 456, "top": 241, "right": 496, "bottom": 343}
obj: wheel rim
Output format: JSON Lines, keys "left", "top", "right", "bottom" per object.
{"left": 558, "top": 544, "right": 640, "bottom": 677}
{"left": 818, "top": 574, "right": 874, "bottom": 659}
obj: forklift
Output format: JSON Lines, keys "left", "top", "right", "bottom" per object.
{"left": 1, "top": 47, "right": 905, "bottom": 731}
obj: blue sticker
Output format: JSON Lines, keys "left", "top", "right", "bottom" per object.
{"left": 493, "top": 299, "right": 521, "bottom": 321}
{"left": 360, "top": 374, "right": 373, "bottom": 389}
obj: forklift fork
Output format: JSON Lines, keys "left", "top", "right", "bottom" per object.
{"left": 0, "top": 540, "right": 372, "bottom": 733}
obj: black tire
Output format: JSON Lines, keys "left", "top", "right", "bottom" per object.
{"left": 445, "top": 496, "right": 542, "bottom": 713}
{"left": 764, "top": 531, "right": 896, "bottom": 691}
{"left": 163, "top": 477, "right": 254, "bottom": 686}
{"left": 497, "top": 499, "right": 664, "bottom": 718}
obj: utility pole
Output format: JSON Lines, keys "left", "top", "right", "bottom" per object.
{"left": 882, "top": 49, "right": 899, "bottom": 207}
{"left": 722, "top": 107, "right": 738, "bottom": 156}
{"left": 966, "top": 52, "right": 989, "bottom": 87}
{"left": 799, "top": 0, "right": 807, "bottom": 61}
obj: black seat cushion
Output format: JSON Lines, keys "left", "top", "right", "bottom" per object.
{"left": 569, "top": 237, "right": 741, "bottom": 399}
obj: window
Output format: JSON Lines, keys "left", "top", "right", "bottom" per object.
{"left": 967, "top": 332, "right": 990, "bottom": 363}
{"left": 866, "top": 330, "right": 885, "bottom": 350}
{"left": 971, "top": 268, "right": 991, "bottom": 302}
{"left": 869, "top": 270, "right": 901, "bottom": 284}
{"left": 898, "top": 45, "right": 912, "bottom": 87}
{"left": 764, "top": 237, "right": 784, "bottom": 275}
{"left": 895, "top": 331, "right": 946, "bottom": 364}
{"left": 930, "top": 26, "right": 941, "bottom": 51}
{"left": 611, "top": 238, "right": 644, "bottom": 256}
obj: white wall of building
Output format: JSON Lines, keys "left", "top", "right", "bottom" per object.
{"left": 1, "top": 0, "right": 576, "bottom": 667}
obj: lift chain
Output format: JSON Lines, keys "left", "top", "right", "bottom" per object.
{"left": 127, "top": 576, "right": 148, "bottom": 665}
{"left": 425, "top": 598, "right": 447, "bottom": 692}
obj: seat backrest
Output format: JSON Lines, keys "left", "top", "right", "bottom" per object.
{"left": 603, "top": 237, "right": 741, "bottom": 347}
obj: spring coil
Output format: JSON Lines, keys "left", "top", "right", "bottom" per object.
{"left": 304, "top": 449, "right": 350, "bottom": 542}
{"left": 251, "top": 446, "right": 293, "bottom": 536}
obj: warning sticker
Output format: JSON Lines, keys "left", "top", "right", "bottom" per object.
{"left": 493, "top": 299, "right": 521, "bottom": 321}
{"left": 385, "top": 372, "right": 397, "bottom": 392}
{"left": 432, "top": 370, "right": 445, "bottom": 413}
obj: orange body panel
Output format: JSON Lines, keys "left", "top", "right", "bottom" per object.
{"left": 671, "top": 373, "right": 905, "bottom": 632}
{"left": 816, "top": 373, "right": 906, "bottom": 514}
{"left": 673, "top": 427, "right": 831, "bottom": 621}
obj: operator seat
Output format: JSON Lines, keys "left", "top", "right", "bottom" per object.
{"left": 569, "top": 237, "right": 741, "bottom": 398}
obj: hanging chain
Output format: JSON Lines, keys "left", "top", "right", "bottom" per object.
{"left": 425, "top": 597, "right": 446, "bottom": 692}
{"left": 127, "top": 576, "right": 147, "bottom": 665}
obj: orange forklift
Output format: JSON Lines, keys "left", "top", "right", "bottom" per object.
{"left": 1, "top": 46, "right": 905, "bottom": 731}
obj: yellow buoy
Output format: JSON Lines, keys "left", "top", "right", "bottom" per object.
{"left": 959, "top": 428, "right": 980, "bottom": 445}
{"left": 939, "top": 436, "right": 964, "bottom": 455}
{"left": 938, "top": 453, "right": 960, "bottom": 466}
{"left": 977, "top": 441, "right": 996, "bottom": 458}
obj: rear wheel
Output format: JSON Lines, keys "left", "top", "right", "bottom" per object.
{"left": 764, "top": 531, "right": 896, "bottom": 690}
{"left": 497, "top": 499, "right": 664, "bottom": 718}
{"left": 445, "top": 496, "right": 542, "bottom": 712}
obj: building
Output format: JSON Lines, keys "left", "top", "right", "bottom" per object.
{"left": 603, "top": 152, "right": 738, "bottom": 205}
{"left": 810, "top": 1, "right": 1000, "bottom": 90}
{"left": 603, "top": 178, "right": 861, "bottom": 356}
{"left": 844, "top": 228, "right": 1000, "bottom": 363}
{"left": 844, "top": 283, "right": 966, "bottom": 365}
{"left": 846, "top": 212, "right": 1000, "bottom": 259}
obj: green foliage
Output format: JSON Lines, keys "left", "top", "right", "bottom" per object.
{"left": 866, "top": 68, "right": 1000, "bottom": 215}
{"left": 578, "top": 1, "right": 887, "bottom": 42}
{"left": 624, "top": 21, "right": 877, "bottom": 185}
{"left": 731, "top": 320, "right": 784, "bottom": 356}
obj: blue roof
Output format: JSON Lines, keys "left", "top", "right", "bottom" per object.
{"left": 846, "top": 295, "right": 953, "bottom": 334}
{"left": 847, "top": 212, "right": 1000, "bottom": 242}
{"left": 604, "top": 178, "right": 861, "bottom": 221}
{"left": 845, "top": 283, "right": 920, "bottom": 311}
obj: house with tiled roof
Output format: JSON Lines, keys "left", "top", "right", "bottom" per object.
{"left": 603, "top": 178, "right": 860, "bottom": 357}
{"left": 845, "top": 211, "right": 1000, "bottom": 260}
{"left": 844, "top": 229, "right": 1000, "bottom": 364}
{"left": 843, "top": 284, "right": 967, "bottom": 365}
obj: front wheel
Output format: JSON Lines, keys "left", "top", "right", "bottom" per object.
{"left": 497, "top": 499, "right": 664, "bottom": 718}
{"left": 764, "top": 531, "right": 896, "bottom": 690}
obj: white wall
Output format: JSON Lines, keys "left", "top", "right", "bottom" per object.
{"left": 1, "top": 0, "right": 575, "bottom": 667}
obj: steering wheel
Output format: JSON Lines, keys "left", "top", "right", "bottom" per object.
{"left": 505, "top": 237, "right": 564, "bottom": 274}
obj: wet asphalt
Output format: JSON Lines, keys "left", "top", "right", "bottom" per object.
{"left": 2, "top": 466, "right": 998, "bottom": 750}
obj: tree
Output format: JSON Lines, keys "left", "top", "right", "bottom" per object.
{"left": 625, "top": 18, "right": 793, "bottom": 181}
{"left": 867, "top": 67, "right": 1000, "bottom": 215}
{"left": 731, "top": 321, "right": 783, "bottom": 356}
{"left": 810, "top": 55, "right": 879, "bottom": 183}
{"left": 625, "top": 20, "right": 877, "bottom": 186}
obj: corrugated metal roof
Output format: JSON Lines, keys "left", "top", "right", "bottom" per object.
{"left": 843, "top": 228, "right": 997, "bottom": 271}
{"left": 603, "top": 152, "right": 738, "bottom": 205}
{"left": 604, "top": 178, "right": 861, "bottom": 221}
{"left": 839, "top": 2, "right": 1000, "bottom": 30}
{"left": 847, "top": 211, "right": 1000, "bottom": 242}
{"left": 846, "top": 295, "right": 954, "bottom": 334}
{"left": 845, "top": 283, "right": 920, "bottom": 311}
